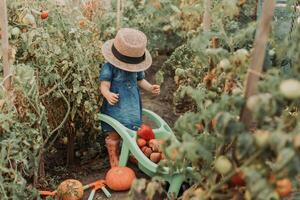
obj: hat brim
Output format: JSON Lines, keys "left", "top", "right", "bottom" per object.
{"left": 102, "top": 39, "right": 152, "bottom": 72}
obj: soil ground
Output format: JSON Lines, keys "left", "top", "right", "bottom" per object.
{"left": 42, "top": 55, "right": 178, "bottom": 199}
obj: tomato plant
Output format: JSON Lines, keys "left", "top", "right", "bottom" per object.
{"left": 130, "top": 0, "right": 300, "bottom": 199}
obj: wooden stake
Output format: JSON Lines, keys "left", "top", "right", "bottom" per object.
{"left": 240, "top": 0, "right": 276, "bottom": 128}
{"left": 102, "top": 0, "right": 112, "bottom": 11}
{"left": 0, "top": 0, "right": 11, "bottom": 90}
{"left": 116, "top": 0, "right": 121, "bottom": 30}
{"left": 203, "top": 0, "right": 211, "bottom": 32}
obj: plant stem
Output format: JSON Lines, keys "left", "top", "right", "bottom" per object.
{"left": 116, "top": 0, "right": 121, "bottom": 30}
{"left": 39, "top": 70, "right": 71, "bottom": 99}
{"left": 34, "top": 88, "right": 70, "bottom": 185}
{"left": 44, "top": 89, "right": 70, "bottom": 150}
{"left": 203, "top": 0, "right": 211, "bottom": 32}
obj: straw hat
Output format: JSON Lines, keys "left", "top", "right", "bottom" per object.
{"left": 102, "top": 28, "right": 152, "bottom": 72}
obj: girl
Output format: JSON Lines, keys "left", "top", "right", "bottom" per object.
{"left": 100, "top": 28, "right": 160, "bottom": 167}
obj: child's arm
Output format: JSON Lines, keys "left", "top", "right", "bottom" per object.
{"left": 100, "top": 81, "right": 119, "bottom": 105}
{"left": 138, "top": 79, "right": 160, "bottom": 95}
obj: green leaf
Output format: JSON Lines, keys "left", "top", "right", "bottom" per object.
{"left": 170, "top": 5, "right": 181, "bottom": 13}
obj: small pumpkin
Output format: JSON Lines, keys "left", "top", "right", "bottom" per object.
{"left": 106, "top": 167, "right": 136, "bottom": 191}
{"left": 56, "top": 179, "right": 84, "bottom": 200}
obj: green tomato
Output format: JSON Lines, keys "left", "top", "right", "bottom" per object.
{"left": 175, "top": 68, "right": 185, "bottom": 76}
{"left": 218, "top": 59, "right": 232, "bottom": 71}
{"left": 11, "top": 27, "right": 20, "bottom": 37}
{"left": 234, "top": 49, "right": 249, "bottom": 63}
{"left": 268, "top": 49, "right": 276, "bottom": 57}
{"left": 254, "top": 130, "right": 270, "bottom": 148}
{"left": 22, "top": 13, "right": 36, "bottom": 25}
{"left": 232, "top": 87, "right": 243, "bottom": 95}
{"left": 279, "top": 79, "right": 300, "bottom": 99}
{"left": 246, "top": 95, "right": 260, "bottom": 112}
{"left": 214, "top": 156, "right": 232, "bottom": 175}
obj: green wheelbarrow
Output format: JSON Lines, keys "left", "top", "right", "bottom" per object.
{"left": 99, "top": 108, "right": 192, "bottom": 197}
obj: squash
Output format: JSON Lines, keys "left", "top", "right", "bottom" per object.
{"left": 56, "top": 179, "right": 84, "bottom": 200}
{"left": 106, "top": 167, "right": 136, "bottom": 191}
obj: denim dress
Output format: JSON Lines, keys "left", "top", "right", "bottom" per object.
{"left": 99, "top": 62, "right": 145, "bottom": 133}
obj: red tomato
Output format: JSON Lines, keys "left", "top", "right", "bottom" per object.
{"left": 230, "top": 171, "right": 246, "bottom": 187}
{"left": 41, "top": 11, "right": 49, "bottom": 19}
{"left": 276, "top": 178, "right": 292, "bottom": 198}
{"left": 137, "top": 125, "right": 155, "bottom": 140}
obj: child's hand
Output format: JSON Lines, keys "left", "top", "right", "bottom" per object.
{"left": 151, "top": 85, "right": 160, "bottom": 96}
{"left": 105, "top": 92, "right": 119, "bottom": 105}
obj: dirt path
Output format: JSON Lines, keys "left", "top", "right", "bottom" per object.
{"left": 43, "top": 55, "right": 178, "bottom": 200}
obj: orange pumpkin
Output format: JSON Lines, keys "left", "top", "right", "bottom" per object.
{"left": 56, "top": 179, "right": 84, "bottom": 200}
{"left": 106, "top": 167, "right": 136, "bottom": 191}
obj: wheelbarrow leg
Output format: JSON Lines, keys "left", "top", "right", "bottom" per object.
{"left": 167, "top": 174, "right": 184, "bottom": 198}
{"left": 119, "top": 144, "right": 129, "bottom": 166}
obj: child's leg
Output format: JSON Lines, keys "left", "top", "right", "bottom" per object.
{"left": 105, "top": 132, "right": 120, "bottom": 168}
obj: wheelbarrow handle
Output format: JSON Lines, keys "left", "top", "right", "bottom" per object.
{"left": 88, "top": 189, "right": 96, "bottom": 200}
{"left": 101, "top": 186, "right": 112, "bottom": 198}
{"left": 88, "top": 186, "right": 111, "bottom": 199}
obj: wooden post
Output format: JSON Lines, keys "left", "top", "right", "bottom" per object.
{"left": 203, "top": 0, "right": 211, "bottom": 32}
{"left": 240, "top": 0, "right": 276, "bottom": 128}
{"left": 0, "top": 0, "right": 11, "bottom": 90}
{"left": 116, "top": 0, "right": 121, "bottom": 30}
{"left": 102, "top": 0, "right": 112, "bottom": 11}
